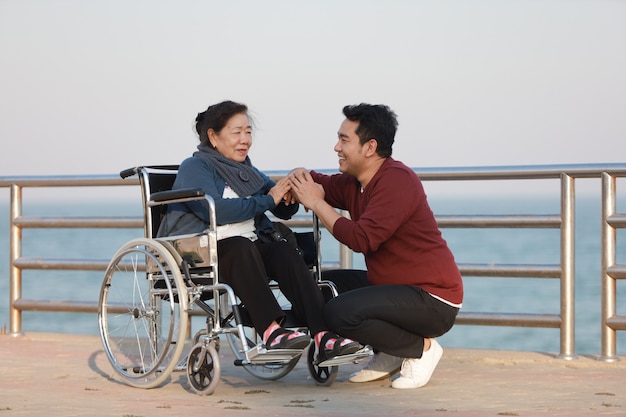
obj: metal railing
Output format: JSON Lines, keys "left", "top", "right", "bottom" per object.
{"left": 2, "top": 164, "right": 625, "bottom": 360}
{"left": 601, "top": 172, "right": 626, "bottom": 361}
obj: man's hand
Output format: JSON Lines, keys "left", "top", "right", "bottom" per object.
{"left": 288, "top": 167, "right": 308, "bottom": 177}
{"left": 288, "top": 170, "right": 341, "bottom": 233}
{"left": 288, "top": 170, "right": 325, "bottom": 211}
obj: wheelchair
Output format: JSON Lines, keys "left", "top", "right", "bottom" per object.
{"left": 97, "top": 166, "right": 371, "bottom": 395}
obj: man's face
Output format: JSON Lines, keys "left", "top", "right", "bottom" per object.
{"left": 334, "top": 119, "right": 366, "bottom": 176}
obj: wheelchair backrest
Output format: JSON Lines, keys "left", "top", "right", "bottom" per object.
{"left": 121, "top": 165, "right": 179, "bottom": 239}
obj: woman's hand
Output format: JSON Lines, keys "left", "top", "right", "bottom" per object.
{"left": 268, "top": 177, "right": 295, "bottom": 206}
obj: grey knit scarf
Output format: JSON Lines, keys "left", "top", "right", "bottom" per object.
{"left": 194, "top": 142, "right": 265, "bottom": 197}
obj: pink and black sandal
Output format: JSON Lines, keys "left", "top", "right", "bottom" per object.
{"left": 317, "top": 332, "right": 361, "bottom": 362}
{"left": 264, "top": 327, "right": 311, "bottom": 350}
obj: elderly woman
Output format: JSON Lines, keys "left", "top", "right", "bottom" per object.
{"left": 157, "top": 100, "right": 359, "bottom": 362}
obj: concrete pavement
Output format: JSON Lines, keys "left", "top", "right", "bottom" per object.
{"left": 1, "top": 332, "right": 625, "bottom": 416}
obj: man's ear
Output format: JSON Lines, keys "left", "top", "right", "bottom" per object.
{"left": 365, "top": 139, "right": 378, "bottom": 157}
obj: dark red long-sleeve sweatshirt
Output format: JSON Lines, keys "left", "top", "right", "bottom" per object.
{"left": 311, "top": 158, "right": 463, "bottom": 305}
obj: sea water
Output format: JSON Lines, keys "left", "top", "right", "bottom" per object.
{"left": 0, "top": 194, "right": 624, "bottom": 356}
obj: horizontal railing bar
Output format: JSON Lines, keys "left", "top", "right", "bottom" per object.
{"left": 456, "top": 312, "right": 561, "bottom": 328}
{"left": 13, "top": 256, "right": 561, "bottom": 278}
{"left": 10, "top": 300, "right": 563, "bottom": 330}
{"left": 458, "top": 263, "right": 561, "bottom": 278}
{"left": 10, "top": 214, "right": 567, "bottom": 230}
{"left": 3, "top": 163, "right": 626, "bottom": 189}
{"left": 13, "top": 299, "right": 99, "bottom": 313}
{"left": 0, "top": 175, "right": 139, "bottom": 187}
{"left": 436, "top": 215, "right": 561, "bottom": 228}
{"left": 607, "top": 265, "right": 626, "bottom": 279}
{"left": 13, "top": 216, "right": 143, "bottom": 228}
{"left": 2, "top": 163, "right": 624, "bottom": 191}
{"left": 607, "top": 214, "right": 626, "bottom": 228}
{"left": 14, "top": 258, "right": 115, "bottom": 270}
{"left": 415, "top": 165, "right": 626, "bottom": 181}
{"left": 606, "top": 316, "right": 626, "bottom": 331}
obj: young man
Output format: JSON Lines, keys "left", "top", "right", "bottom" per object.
{"left": 288, "top": 103, "right": 463, "bottom": 389}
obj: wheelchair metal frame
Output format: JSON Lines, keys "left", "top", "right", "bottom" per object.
{"left": 97, "top": 166, "right": 370, "bottom": 395}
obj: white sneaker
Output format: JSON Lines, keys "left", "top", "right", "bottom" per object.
{"left": 349, "top": 351, "right": 402, "bottom": 383}
{"left": 391, "top": 339, "right": 443, "bottom": 389}
{"left": 349, "top": 369, "right": 395, "bottom": 383}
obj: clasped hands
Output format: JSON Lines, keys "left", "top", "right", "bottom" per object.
{"left": 268, "top": 168, "right": 324, "bottom": 212}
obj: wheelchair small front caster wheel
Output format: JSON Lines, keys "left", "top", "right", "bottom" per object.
{"left": 186, "top": 342, "right": 221, "bottom": 395}
{"left": 307, "top": 344, "right": 338, "bottom": 386}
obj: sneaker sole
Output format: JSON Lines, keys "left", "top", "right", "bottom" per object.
{"left": 349, "top": 367, "right": 401, "bottom": 383}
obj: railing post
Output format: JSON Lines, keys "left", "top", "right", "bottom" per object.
{"left": 9, "top": 184, "right": 24, "bottom": 336}
{"left": 339, "top": 243, "right": 353, "bottom": 270}
{"left": 600, "top": 172, "right": 618, "bottom": 361}
{"left": 338, "top": 209, "right": 353, "bottom": 269}
{"left": 558, "top": 173, "right": 577, "bottom": 359}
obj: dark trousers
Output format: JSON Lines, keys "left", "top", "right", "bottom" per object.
{"left": 217, "top": 236, "right": 326, "bottom": 335}
{"left": 322, "top": 269, "right": 459, "bottom": 358}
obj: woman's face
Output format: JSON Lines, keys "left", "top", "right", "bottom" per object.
{"left": 208, "top": 113, "right": 252, "bottom": 162}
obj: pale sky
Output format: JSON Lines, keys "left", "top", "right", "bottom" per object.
{"left": 1, "top": 0, "right": 625, "bottom": 184}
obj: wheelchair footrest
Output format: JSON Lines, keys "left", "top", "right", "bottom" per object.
{"left": 235, "top": 344, "right": 304, "bottom": 366}
{"left": 317, "top": 346, "right": 374, "bottom": 367}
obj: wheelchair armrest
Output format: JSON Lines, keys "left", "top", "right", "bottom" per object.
{"left": 150, "top": 188, "right": 205, "bottom": 202}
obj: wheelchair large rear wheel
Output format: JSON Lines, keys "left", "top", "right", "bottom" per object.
{"left": 98, "top": 238, "right": 189, "bottom": 389}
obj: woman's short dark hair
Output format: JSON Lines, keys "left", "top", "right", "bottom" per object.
{"left": 342, "top": 103, "right": 398, "bottom": 158}
{"left": 195, "top": 100, "right": 249, "bottom": 143}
